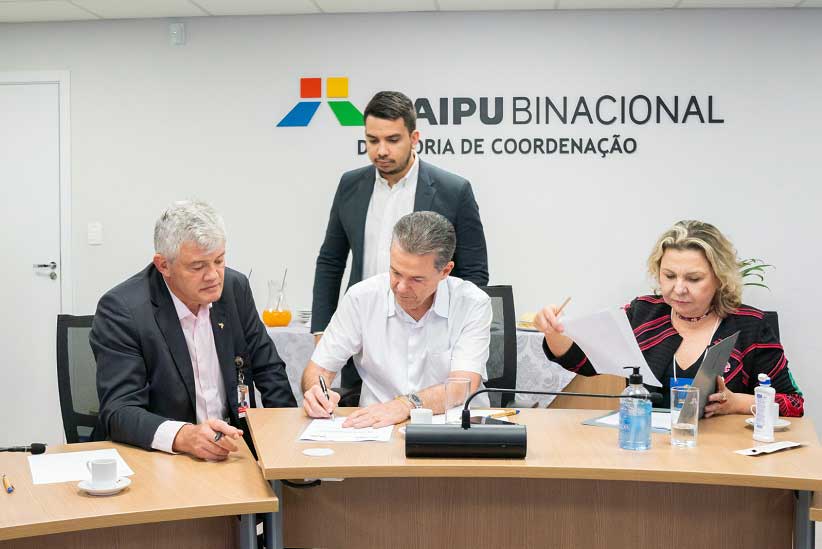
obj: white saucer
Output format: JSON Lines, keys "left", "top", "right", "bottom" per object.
{"left": 745, "top": 417, "right": 791, "bottom": 431}
{"left": 78, "top": 477, "right": 131, "bottom": 496}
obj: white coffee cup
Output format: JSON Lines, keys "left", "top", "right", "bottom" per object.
{"left": 750, "top": 402, "right": 779, "bottom": 423}
{"left": 86, "top": 458, "right": 118, "bottom": 488}
{"left": 410, "top": 408, "right": 433, "bottom": 424}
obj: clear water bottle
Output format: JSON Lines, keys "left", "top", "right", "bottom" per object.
{"left": 619, "top": 367, "right": 652, "bottom": 451}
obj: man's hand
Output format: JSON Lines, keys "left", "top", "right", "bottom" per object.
{"left": 343, "top": 399, "right": 411, "bottom": 428}
{"left": 172, "top": 418, "right": 243, "bottom": 461}
{"left": 303, "top": 384, "right": 341, "bottom": 418}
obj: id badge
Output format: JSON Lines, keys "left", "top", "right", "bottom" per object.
{"left": 670, "top": 378, "right": 693, "bottom": 389}
{"left": 237, "top": 383, "right": 250, "bottom": 418}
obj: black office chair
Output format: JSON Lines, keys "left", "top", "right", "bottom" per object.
{"left": 56, "top": 314, "right": 98, "bottom": 443}
{"left": 479, "top": 285, "right": 517, "bottom": 408}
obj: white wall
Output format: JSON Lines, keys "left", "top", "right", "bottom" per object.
{"left": 1, "top": 9, "right": 820, "bottom": 432}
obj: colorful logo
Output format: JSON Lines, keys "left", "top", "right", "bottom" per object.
{"left": 277, "top": 77, "right": 364, "bottom": 127}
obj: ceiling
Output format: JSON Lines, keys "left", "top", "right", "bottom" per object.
{"left": 0, "top": 0, "right": 818, "bottom": 23}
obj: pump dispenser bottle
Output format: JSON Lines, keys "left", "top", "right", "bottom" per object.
{"left": 619, "top": 367, "right": 652, "bottom": 451}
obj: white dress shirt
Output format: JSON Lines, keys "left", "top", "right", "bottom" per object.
{"left": 311, "top": 273, "right": 491, "bottom": 407}
{"left": 151, "top": 285, "right": 228, "bottom": 453}
{"left": 362, "top": 154, "right": 419, "bottom": 281}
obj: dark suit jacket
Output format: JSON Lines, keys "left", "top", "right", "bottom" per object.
{"left": 311, "top": 160, "right": 489, "bottom": 332}
{"left": 90, "top": 264, "right": 296, "bottom": 450}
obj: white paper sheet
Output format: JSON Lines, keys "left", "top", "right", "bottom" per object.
{"left": 562, "top": 307, "right": 662, "bottom": 386}
{"left": 592, "top": 411, "right": 672, "bottom": 431}
{"left": 28, "top": 448, "right": 134, "bottom": 485}
{"left": 299, "top": 417, "right": 394, "bottom": 442}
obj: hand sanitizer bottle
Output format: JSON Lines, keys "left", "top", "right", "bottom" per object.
{"left": 619, "top": 367, "right": 652, "bottom": 451}
{"left": 753, "top": 373, "right": 776, "bottom": 443}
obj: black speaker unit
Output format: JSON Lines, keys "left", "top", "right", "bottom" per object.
{"left": 405, "top": 424, "right": 527, "bottom": 459}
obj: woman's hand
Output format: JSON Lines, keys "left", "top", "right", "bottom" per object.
{"left": 534, "top": 305, "right": 574, "bottom": 358}
{"left": 703, "top": 376, "right": 752, "bottom": 417}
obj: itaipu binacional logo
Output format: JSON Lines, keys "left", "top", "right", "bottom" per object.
{"left": 277, "top": 77, "right": 364, "bottom": 127}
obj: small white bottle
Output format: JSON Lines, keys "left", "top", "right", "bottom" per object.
{"left": 753, "top": 373, "right": 776, "bottom": 443}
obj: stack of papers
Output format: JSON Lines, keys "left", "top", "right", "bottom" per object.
{"left": 299, "top": 417, "right": 394, "bottom": 442}
{"left": 28, "top": 448, "right": 134, "bottom": 485}
{"left": 298, "top": 410, "right": 512, "bottom": 442}
{"left": 585, "top": 411, "right": 672, "bottom": 433}
{"left": 563, "top": 308, "right": 662, "bottom": 386}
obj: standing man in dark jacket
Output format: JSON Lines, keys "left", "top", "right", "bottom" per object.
{"left": 90, "top": 200, "right": 296, "bottom": 460}
{"left": 312, "top": 91, "right": 489, "bottom": 356}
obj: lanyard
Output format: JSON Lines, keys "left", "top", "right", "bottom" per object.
{"left": 672, "top": 316, "right": 721, "bottom": 383}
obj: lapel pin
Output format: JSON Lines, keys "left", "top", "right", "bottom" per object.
{"left": 218, "top": 322, "right": 224, "bottom": 329}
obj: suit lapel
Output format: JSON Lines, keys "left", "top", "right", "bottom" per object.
{"left": 350, "top": 167, "right": 376, "bottom": 262}
{"left": 210, "top": 300, "right": 237, "bottom": 413}
{"left": 149, "top": 269, "right": 196, "bottom": 414}
{"left": 414, "top": 161, "right": 436, "bottom": 211}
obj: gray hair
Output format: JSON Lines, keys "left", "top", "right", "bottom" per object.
{"left": 154, "top": 200, "right": 226, "bottom": 261}
{"left": 391, "top": 211, "right": 456, "bottom": 270}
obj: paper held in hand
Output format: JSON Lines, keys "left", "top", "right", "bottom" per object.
{"left": 561, "top": 307, "right": 662, "bottom": 387}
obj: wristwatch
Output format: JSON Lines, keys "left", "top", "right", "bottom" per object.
{"left": 404, "top": 392, "right": 423, "bottom": 409}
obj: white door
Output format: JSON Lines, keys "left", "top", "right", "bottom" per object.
{"left": 0, "top": 77, "right": 67, "bottom": 447}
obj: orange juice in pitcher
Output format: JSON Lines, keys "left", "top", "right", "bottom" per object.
{"left": 262, "top": 273, "right": 291, "bottom": 327}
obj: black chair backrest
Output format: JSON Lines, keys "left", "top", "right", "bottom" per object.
{"left": 56, "top": 314, "right": 98, "bottom": 443}
{"left": 479, "top": 285, "right": 517, "bottom": 408}
{"left": 763, "top": 311, "right": 780, "bottom": 342}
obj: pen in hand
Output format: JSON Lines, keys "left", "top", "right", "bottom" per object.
{"left": 318, "top": 376, "right": 334, "bottom": 419}
{"left": 556, "top": 296, "right": 572, "bottom": 316}
{"left": 214, "top": 417, "right": 233, "bottom": 442}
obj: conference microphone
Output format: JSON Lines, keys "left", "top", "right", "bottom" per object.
{"left": 0, "top": 443, "right": 47, "bottom": 454}
{"left": 405, "top": 388, "right": 662, "bottom": 459}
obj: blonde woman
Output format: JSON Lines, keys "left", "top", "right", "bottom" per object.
{"left": 535, "top": 220, "right": 804, "bottom": 417}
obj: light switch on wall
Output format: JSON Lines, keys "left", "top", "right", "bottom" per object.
{"left": 87, "top": 222, "right": 103, "bottom": 245}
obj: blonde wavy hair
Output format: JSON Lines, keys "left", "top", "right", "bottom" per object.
{"left": 647, "top": 220, "right": 742, "bottom": 318}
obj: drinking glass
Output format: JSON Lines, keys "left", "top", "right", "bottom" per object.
{"left": 444, "top": 377, "right": 471, "bottom": 424}
{"left": 670, "top": 386, "right": 699, "bottom": 447}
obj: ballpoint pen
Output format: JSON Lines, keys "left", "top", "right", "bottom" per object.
{"left": 318, "top": 376, "right": 335, "bottom": 419}
{"left": 556, "top": 296, "right": 572, "bottom": 316}
{"left": 489, "top": 409, "right": 520, "bottom": 419}
{"left": 2, "top": 473, "right": 13, "bottom": 494}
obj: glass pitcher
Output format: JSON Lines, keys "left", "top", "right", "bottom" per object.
{"left": 262, "top": 277, "right": 291, "bottom": 327}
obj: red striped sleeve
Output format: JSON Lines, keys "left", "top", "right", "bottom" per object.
{"left": 775, "top": 393, "right": 804, "bottom": 418}
{"left": 732, "top": 308, "right": 765, "bottom": 320}
{"left": 633, "top": 315, "right": 670, "bottom": 337}
{"left": 637, "top": 295, "right": 665, "bottom": 304}
{"left": 739, "top": 343, "right": 783, "bottom": 361}
{"left": 724, "top": 362, "right": 745, "bottom": 384}
{"left": 572, "top": 357, "right": 588, "bottom": 373}
{"left": 767, "top": 353, "right": 788, "bottom": 380}
{"left": 638, "top": 327, "right": 678, "bottom": 351}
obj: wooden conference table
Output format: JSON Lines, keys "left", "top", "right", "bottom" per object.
{"left": 0, "top": 440, "right": 277, "bottom": 548}
{"left": 248, "top": 407, "right": 822, "bottom": 549}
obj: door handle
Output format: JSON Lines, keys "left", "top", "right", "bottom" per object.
{"left": 33, "top": 262, "right": 57, "bottom": 270}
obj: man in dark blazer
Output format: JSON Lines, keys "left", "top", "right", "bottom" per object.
{"left": 90, "top": 201, "right": 296, "bottom": 460}
{"left": 312, "top": 91, "right": 489, "bottom": 348}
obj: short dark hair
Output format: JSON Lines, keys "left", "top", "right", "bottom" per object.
{"left": 363, "top": 91, "right": 416, "bottom": 133}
